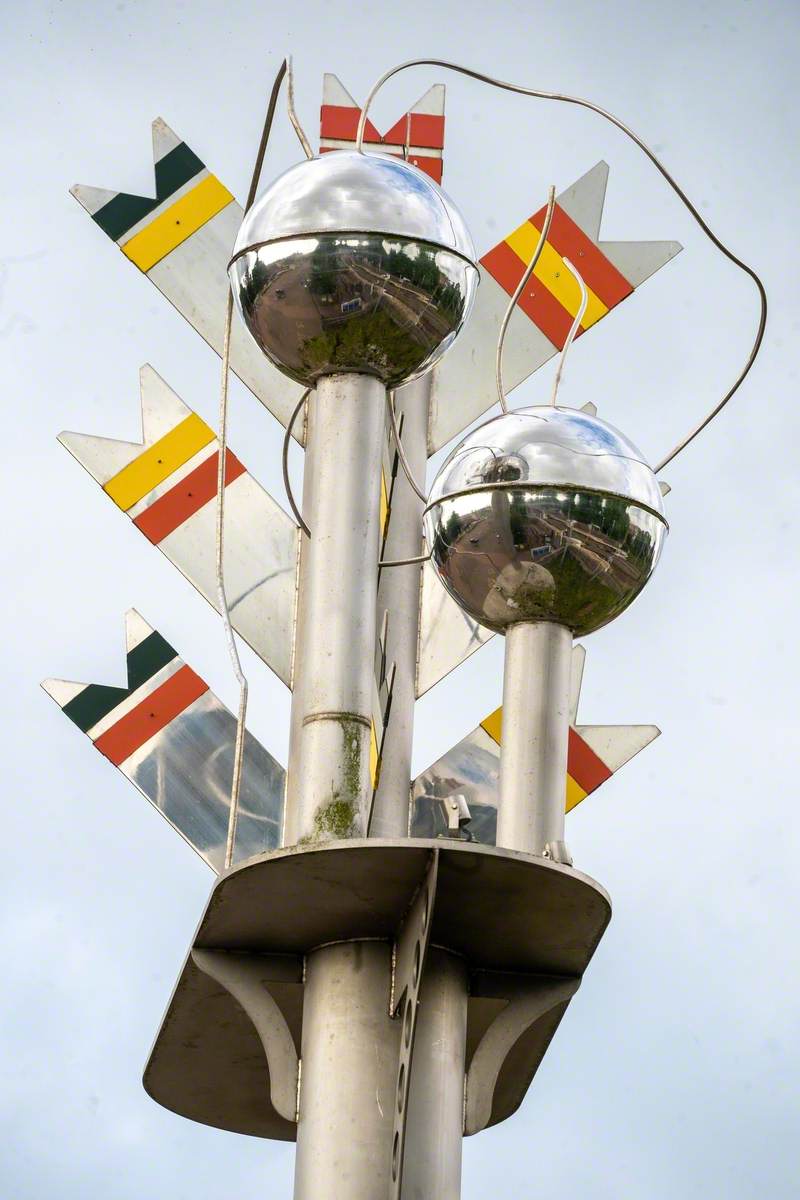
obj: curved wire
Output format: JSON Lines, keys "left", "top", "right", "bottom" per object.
{"left": 497, "top": 186, "right": 555, "bottom": 413}
{"left": 355, "top": 59, "right": 767, "bottom": 472}
{"left": 379, "top": 549, "right": 432, "bottom": 568}
{"left": 387, "top": 391, "right": 428, "bottom": 502}
{"left": 287, "top": 56, "right": 314, "bottom": 160}
{"left": 282, "top": 389, "right": 312, "bottom": 537}
{"left": 550, "top": 256, "right": 588, "bottom": 407}
{"left": 216, "top": 295, "right": 248, "bottom": 872}
{"left": 217, "top": 58, "right": 287, "bottom": 870}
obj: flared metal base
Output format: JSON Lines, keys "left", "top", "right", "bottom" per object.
{"left": 144, "top": 838, "right": 610, "bottom": 1140}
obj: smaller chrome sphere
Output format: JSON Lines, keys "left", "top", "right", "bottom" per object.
{"left": 228, "top": 151, "right": 479, "bottom": 387}
{"left": 423, "top": 406, "right": 668, "bottom": 636}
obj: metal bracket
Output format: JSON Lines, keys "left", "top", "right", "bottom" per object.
{"left": 389, "top": 849, "right": 439, "bottom": 1198}
{"left": 464, "top": 974, "right": 580, "bottom": 1134}
{"left": 191, "top": 949, "right": 300, "bottom": 1124}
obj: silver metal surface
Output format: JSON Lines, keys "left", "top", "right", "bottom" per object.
{"left": 145, "top": 839, "right": 610, "bottom": 1139}
{"left": 464, "top": 974, "right": 579, "bottom": 1135}
{"left": 229, "top": 152, "right": 478, "bottom": 387}
{"left": 497, "top": 622, "right": 572, "bottom": 856}
{"left": 232, "top": 150, "right": 474, "bottom": 254}
{"left": 415, "top": 559, "right": 494, "bottom": 697}
{"left": 191, "top": 950, "right": 298, "bottom": 1123}
{"left": 373, "top": 375, "right": 431, "bottom": 835}
{"left": 424, "top": 406, "right": 667, "bottom": 635}
{"left": 294, "top": 942, "right": 398, "bottom": 1200}
{"left": 403, "top": 949, "right": 468, "bottom": 1200}
{"left": 283, "top": 374, "right": 386, "bottom": 845}
{"left": 390, "top": 851, "right": 439, "bottom": 1198}
{"left": 42, "top": 610, "right": 283, "bottom": 873}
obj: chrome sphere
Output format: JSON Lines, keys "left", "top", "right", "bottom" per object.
{"left": 423, "top": 406, "right": 668, "bottom": 636}
{"left": 228, "top": 151, "right": 479, "bottom": 387}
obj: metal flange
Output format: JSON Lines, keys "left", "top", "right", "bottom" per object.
{"left": 144, "top": 838, "right": 610, "bottom": 1139}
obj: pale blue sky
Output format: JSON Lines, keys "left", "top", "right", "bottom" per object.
{"left": 2, "top": 1, "right": 799, "bottom": 1196}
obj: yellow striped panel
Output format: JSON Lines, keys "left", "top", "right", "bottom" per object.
{"left": 103, "top": 412, "right": 215, "bottom": 511}
{"left": 480, "top": 706, "right": 503, "bottom": 745}
{"left": 565, "top": 774, "right": 589, "bottom": 813}
{"left": 380, "top": 469, "right": 389, "bottom": 536}
{"left": 505, "top": 221, "right": 609, "bottom": 331}
{"left": 370, "top": 721, "right": 380, "bottom": 790}
{"left": 121, "top": 175, "right": 234, "bottom": 273}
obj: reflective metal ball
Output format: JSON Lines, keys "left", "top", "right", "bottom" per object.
{"left": 423, "top": 406, "right": 668, "bottom": 636}
{"left": 228, "top": 151, "right": 479, "bottom": 387}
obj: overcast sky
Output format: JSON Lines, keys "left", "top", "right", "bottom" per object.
{"left": 3, "top": 1, "right": 799, "bottom": 1197}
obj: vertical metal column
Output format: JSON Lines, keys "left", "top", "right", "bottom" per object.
{"left": 294, "top": 941, "right": 399, "bottom": 1200}
{"left": 283, "top": 373, "right": 386, "bottom": 846}
{"left": 402, "top": 949, "right": 468, "bottom": 1200}
{"left": 371, "top": 376, "right": 431, "bottom": 838}
{"left": 497, "top": 621, "right": 573, "bottom": 856}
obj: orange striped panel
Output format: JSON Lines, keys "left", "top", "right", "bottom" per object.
{"left": 383, "top": 111, "right": 445, "bottom": 149}
{"left": 567, "top": 727, "right": 612, "bottom": 793}
{"left": 133, "top": 449, "right": 245, "bottom": 544}
{"left": 320, "top": 105, "right": 382, "bottom": 142}
{"left": 529, "top": 203, "right": 633, "bottom": 307}
{"left": 480, "top": 240, "right": 574, "bottom": 348}
{"left": 93, "top": 665, "right": 208, "bottom": 766}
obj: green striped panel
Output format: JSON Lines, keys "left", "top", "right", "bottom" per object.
{"left": 62, "top": 631, "right": 178, "bottom": 733}
{"left": 92, "top": 142, "right": 205, "bottom": 242}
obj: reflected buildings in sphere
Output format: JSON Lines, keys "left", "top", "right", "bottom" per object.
{"left": 424, "top": 406, "right": 668, "bottom": 636}
{"left": 228, "top": 151, "right": 479, "bottom": 387}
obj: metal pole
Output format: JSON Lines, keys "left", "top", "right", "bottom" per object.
{"left": 496, "top": 621, "right": 572, "bottom": 856}
{"left": 371, "top": 375, "right": 431, "bottom": 837}
{"left": 402, "top": 949, "right": 468, "bottom": 1200}
{"left": 294, "top": 941, "right": 399, "bottom": 1200}
{"left": 283, "top": 373, "right": 386, "bottom": 846}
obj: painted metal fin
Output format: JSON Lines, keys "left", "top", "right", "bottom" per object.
{"left": 42, "top": 610, "right": 285, "bottom": 872}
{"left": 320, "top": 74, "right": 445, "bottom": 181}
{"left": 411, "top": 646, "right": 659, "bottom": 842}
{"left": 427, "top": 161, "right": 682, "bottom": 454}
{"left": 71, "top": 118, "right": 305, "bottom": 434}
{"left": 59, "top": 365, "right": 299, "bottom": 686}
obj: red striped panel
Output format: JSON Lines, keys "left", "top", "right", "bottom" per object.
{"left": 408, "top": 155, "right": 443, "bottom": 183}
{"left": 94, "top": 665, "right": 208, "bottom": 766}
{"left": 480, "top": 240, "right": 574, "bottom": 349}
{"left": 410, "top": 112, "right": 445, "bottom": 149}
{"left": 382, "top": 112, "right": 445, "bottom": 150}
{"left": 133, "top": 449, "right": 246, "bottom": 545}
{"left": 320, "top": 105, "right": 382, "bottom": 143}
{"left": 530, "top": 204, "right": 633, "bottom": 307}
{"left": 568, "top": 727, "right": 613, "bottom": 794}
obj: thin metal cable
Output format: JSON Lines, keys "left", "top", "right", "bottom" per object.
{"left": 282, "top": 389, "right": 312, "bottom": 537}
{"left": 218, "top": 58, "right": 288, "bottom": 871}
{"left": 379, "top": 550, "right": 432, "bottom": 568}
{"left": 496, "top": 186, "right": 555, "bottom": 413}
{"left": 355, "top": 59, "right": 767, "bottom": 472}
{"left": 550, "top": 256, "right": 588, "bottom": 406}
{"left": 387, "top": 391, "right": 427, "bottom": 502}
{"left": 287, "top": 57, "right": 314, "bottom": 160}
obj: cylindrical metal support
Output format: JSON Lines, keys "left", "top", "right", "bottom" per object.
{"left": 497, "top": 621, "right": 573, "bottom": 856}
{"left": 402, "top": 949, "right": 468, "bottom": 1200}
{"left": 294, "top": 941, "right": 399, "bottom": 1200}
{"left": 371, "top": 376, "right": 431, "bottom": 838}
{"left": 284, "top": 374, "right": 386, "bottom": 846}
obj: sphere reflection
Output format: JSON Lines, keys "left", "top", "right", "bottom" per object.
{"left": 424, "top": 407, "right": 668, "bottom": 636}
{"left": 228, "top": 152, "right": 479, "bottom": 387}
